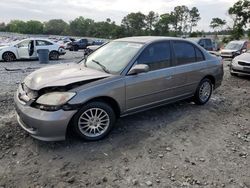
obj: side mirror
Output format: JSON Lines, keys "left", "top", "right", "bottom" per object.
{"left": 128, "top": 64, "right": 149, "bottom": 75}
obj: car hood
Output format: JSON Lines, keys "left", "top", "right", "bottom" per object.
{"left": 24, "top": 63, "right": 110, "bottom": 90}
{"left": 0, "top": 45, "right": 10, "bottom": 49}
{"left": 234, "top": 52, "right": 250, "bottom": 62}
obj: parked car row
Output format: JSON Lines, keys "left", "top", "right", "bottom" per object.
{"left": 0, "top": 38, "right": 66, "bottom": 62}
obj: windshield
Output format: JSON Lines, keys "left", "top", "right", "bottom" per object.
{"left": 82, "top": 41, "right": 143, "bottom": 74}
{"left": 225, "top": 42, "right": 243, "bottom": 50}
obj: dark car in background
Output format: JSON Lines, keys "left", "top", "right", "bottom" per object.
{"left": 67, "top": 38, "right": 93, "bottom": 51}
{"left": 221, "top": 40, "right": 248, "bottom": 58}
{"left": 187, "top": 37, "right": 214, "bottom": 51}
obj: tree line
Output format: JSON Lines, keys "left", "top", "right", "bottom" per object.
{"left": 0, "top": 0, "right": 249, "bottom": 40}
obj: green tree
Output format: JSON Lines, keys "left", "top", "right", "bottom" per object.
{"left": 25, "top": 20, "right": 43, "bottom": 34}
{"left": 145, "top": 11, "right": 159, "bottom": 35}
{"left": 188, "top": 7, "right": 201, "bottom": 34}
{"left": 171, "top": 5, "right": 190, "bottom": 35}
{"left": 210, "top": 18, "right": 226, "bottom": 33}
{"left": 69, "top": 16, "right": 95, "bottom": 36}
{"left": 44, "top": 19, "right": 69, "bottom": 35}
{"left": 121, "top": 12, "right": 146, "bottom": 36}
{"left": 6, "top": 20, "right": 27, "bottom": 33}
{"left": 0, "top": 22, "right": 6, "bottom": 31}
{"left": 154, "top": 13, "right": 171, "bottom": 36}
{"left": 228, "top": 0, "right": 250, "bottom": 39}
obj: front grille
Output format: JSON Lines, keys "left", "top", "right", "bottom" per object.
{"left": 238, "top": 61, "right": 250, "bottom": 67}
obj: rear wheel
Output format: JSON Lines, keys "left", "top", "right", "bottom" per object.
{"left": 49, "top": 51, "right": 59, "bottom": 60}
{"left": 72, "top": 102, "right": 116, "bottom": 141}
{"left": 3, "top": 52, "right": 16, "bottom": 62}
{"left": 194, "top": 78, "right": 213, "bottom": 105}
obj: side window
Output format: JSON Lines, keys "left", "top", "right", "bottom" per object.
{"left": 195, "top": 47, "right": 205, "bottom": 62}
{"left": 137, "top": 42, "right": 172, "bottom": 71}
{"left": 17, "top": 40, "right": 30, "bottom": 48}
{"left": 36, "top": 40, "right": 53, "bottom": 46}
{"left": 173, "top": 41, "right": 196, "bottom": 65}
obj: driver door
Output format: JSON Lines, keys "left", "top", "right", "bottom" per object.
{"left": 16, "top": 40, "right": 31, "bottom": 59}
{"left": 125, "top": 41, "right": 175, "bottom": 112}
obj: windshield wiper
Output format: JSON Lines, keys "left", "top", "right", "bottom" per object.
{"left": 92, "top": 59, "right": 110, "bottom": 73}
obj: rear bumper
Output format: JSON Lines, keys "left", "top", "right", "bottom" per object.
{"left": 14, "top": 92, "right": 77, "bottom": 141}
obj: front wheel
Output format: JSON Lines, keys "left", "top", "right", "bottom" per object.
{"left": 3, "top": 52, "right": 16, "bottom": 62}
{"left": 193, "top": 78, "right": 213, "bottom": 105}
{"left": 72, "top": 102, "right": 116, "bottom": 141}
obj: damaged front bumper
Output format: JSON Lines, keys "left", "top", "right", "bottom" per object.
{"left": 14, "top": 92, "right": 77, "bottom": 141}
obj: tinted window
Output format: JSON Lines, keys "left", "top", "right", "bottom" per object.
{"left": 137, "top": 42, "right": 171, "bottom": 71}
{"left": 195, "top": 48, "right": 205, "bottom": 62}
{"left": 173, "top": 41, "right": 196, "bottom": 65}
{"left": 205, "top": 39, "right": 212, "bottom": 46}
{"left": 36, "top": 40, "right": 53, "bottom": 46}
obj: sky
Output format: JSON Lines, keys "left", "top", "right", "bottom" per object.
{"left": 0, "top": 0, "right": 239, "bottom": 31}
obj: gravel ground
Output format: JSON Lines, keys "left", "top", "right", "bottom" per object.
{"left": 0, "top": 52, "right": 249, "bottom": 188}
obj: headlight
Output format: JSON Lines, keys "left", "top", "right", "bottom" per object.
{"left": 36, "top": 92, "right": 76, "bottom": 106}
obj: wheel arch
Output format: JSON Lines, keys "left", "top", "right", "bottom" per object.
{"left": 201, "top": 75, "right": 215, "bottom": 86}
{"left": 86, "top": 96, "right": 121, "bottom": 117}
{"left": 66, "top": 96, "right": 121, "bottom": 139}
{"left": 2, "top": 51, "right": 17, "bottom": 60}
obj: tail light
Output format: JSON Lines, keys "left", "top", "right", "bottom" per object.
{"left": 60, "top": 46, "right": 65, "bottom": 49}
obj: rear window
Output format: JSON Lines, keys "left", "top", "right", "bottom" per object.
{"left": 173, "top": 41, "right": 196, "bottom": 65}
{"left": 173, "top": 41, "right": 205, "bottom": 65}
{"left": 36, "top": 40, "right": 53, "bottom": 46}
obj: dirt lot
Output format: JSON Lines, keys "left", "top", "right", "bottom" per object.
{"left": 0, "top": 52, "right": 249, "bottom": 188}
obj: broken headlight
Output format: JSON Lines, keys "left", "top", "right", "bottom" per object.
{"left": 36, "top": 92, "right": 76, "bottom": 106}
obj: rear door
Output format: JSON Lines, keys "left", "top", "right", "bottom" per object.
{"left": 125, "top": 41, "right": 175, "bottom": 111}
{"left": 35, "top": 40, "right": 54, "bottom": 57}
{"left": 172, "top": 41, "right": 206, "bottom": 96}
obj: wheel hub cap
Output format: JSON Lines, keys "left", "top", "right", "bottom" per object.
{"left": 78, "top": 108, "right": 110, "bottom": 137}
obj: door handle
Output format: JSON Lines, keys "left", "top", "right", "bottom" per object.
{"left": 165, "top": 76, "right": 172, "bottom": 80}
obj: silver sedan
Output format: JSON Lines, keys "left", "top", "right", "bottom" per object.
{"left": 15, "top": 36, "right": 223, "bottom": 141}
{"left": 231, "top": 50, "right": 250, "bottom": 76}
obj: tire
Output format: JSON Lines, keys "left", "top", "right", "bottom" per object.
{"left": 73, "top": 45, "right": 79, "bottom": 51}
{"left": 2, "top": 52, "right": 16, "bottom": 62}
{"left": 72, "top": 101, "right": 116, "bottom": 141}
{"left": 193, "top": 78, "right": 213, "bottom": 105}
{"left": 49, "top": 51, "right": 59, "bottom": 60}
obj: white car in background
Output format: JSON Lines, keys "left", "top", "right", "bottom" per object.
{"left": 0, "top": 38, "right": 66, "bottom": 62}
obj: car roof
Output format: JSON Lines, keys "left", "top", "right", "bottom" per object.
{"left": 114, "top": 36, "right": 187, "bottom": 44}
{"left": 20, "top": 38, "right": 54, "bottom": 42}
